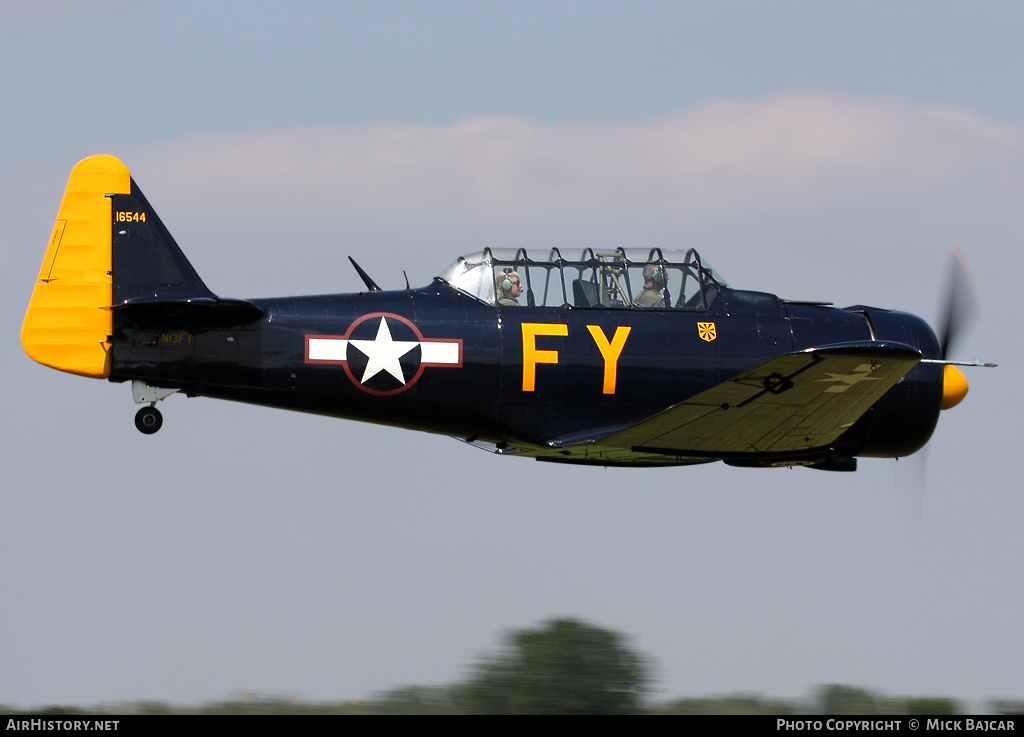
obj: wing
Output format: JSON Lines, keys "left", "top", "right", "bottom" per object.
{"left": 602, "top": 341, "right": 921, "bottom": 456}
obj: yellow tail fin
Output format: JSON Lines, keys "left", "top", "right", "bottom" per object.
{"left": 21, "top": 155, "right": 131, "bottom": 378}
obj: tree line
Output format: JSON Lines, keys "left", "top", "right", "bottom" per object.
{"left": 3, "top": 618, "right": 1021, "bottom": 715}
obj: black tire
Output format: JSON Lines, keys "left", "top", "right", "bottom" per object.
{"left": 135, "top": 406, "right": 163, "bottom": 434}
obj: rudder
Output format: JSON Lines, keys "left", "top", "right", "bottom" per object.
{"left": 22, "top": 155, "right": 217, "bottom": 379}
{"left": 22, "top": 155, "right": 129, "bottom": 378}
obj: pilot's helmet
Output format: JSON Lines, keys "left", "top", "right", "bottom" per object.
{"left": 643, "top": 263, "right": 664, "bottom": 284}
{"left": 496, "top": 270, "right": 521, "bottom": 294}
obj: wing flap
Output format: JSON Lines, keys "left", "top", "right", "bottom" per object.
{"left": 604, "top": 342, "right": 921, "bottom": 455}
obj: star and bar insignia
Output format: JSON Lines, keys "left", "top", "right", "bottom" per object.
{"left": 306, "top": 313, "right": 462, "bottom": 395}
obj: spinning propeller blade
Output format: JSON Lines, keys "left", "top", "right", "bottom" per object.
{"left": 937, "top": 245, "right": 980, "bottom": 361}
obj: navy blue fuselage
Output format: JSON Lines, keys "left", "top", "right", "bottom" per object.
{"left": 109, "top": 280, "right": 944, "bottom": 465}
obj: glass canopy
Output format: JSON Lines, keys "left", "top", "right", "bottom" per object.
{"left": 436, "top": 247, "right": 728, "bottom": 310}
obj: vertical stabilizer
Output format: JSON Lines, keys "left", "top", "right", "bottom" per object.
{"left": 110, "top": 177, "right": 216, "bottom": 305}
{"left": 22, "top": 155, "right": 220, "bottom": 379}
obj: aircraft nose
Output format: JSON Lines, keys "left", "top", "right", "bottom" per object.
{"left": 941, "top": 364, "right": 969, "bottom": 410}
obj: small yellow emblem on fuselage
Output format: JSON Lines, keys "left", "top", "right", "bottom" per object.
{"left": 697, "top": 322, "right": 717, "bottom": 342}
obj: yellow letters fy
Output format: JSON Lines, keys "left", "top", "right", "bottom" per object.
{"left": 586, "top": 325, "right": 631, "bottom": 394}
{"left": 521, "top": 323, "right": 568, "bottom": 391}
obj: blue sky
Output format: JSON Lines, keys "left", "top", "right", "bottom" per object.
{"left": 2, "top": 1, "right": 1022, "bottom": 708}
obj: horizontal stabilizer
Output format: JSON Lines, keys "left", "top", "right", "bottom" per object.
{"left": 114, "top": 297, "right": 263, "bottom": 326}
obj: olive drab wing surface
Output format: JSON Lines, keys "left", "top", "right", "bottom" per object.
{"left": 22, "top": 155, "right": 993, "bottom": 471}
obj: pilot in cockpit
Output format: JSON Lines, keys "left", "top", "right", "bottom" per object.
{"left": 496, "top": 270, "right": 523, "bottom": 307}
{"left": 634, "top": 263, "right": 667, "bottom": 308}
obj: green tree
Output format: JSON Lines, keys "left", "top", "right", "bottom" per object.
{"left": 902, "top": 697, "right": 959, "bottom": 715}
{"left": 816, "top": 685, "right": 882, "bottom": 715}
{"left": 458, "top": 617, "right": 653, "bottom": 714}
{"left": 372, "top": 686, "right": 459, "bottom": 715}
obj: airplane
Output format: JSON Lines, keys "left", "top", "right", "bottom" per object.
{"left": 21, "top": 155, "right": 993, "bottom": 471}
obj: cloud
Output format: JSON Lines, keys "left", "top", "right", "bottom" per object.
{"left": 127, "top": 92, "right": 1024, "bottom": 232}
{"left": 112, "top": 91, "right": 1024, "bottom": 302}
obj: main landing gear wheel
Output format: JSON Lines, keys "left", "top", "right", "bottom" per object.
{"left": 135, "top": 406, "right": 163, "bottom": 434}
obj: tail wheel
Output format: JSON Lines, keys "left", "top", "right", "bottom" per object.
{"left": 135, "top": 406, "right": 163, "bottom": 434}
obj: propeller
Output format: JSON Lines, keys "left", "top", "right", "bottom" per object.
{"left": 933, "top": 246, "right": 994, "bottom": 410}
{"left": 936, "top": 245, "right": 980, "bottom": 361}
{"left": 899, "top": 247, "right": 989, "bottom": 509}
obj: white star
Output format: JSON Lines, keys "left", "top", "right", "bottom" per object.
{"left": 817, "top": 364, "right": 882, "bottom": 393}
{"left": 348, "top": 317, "right": 419, "bottom": 385}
